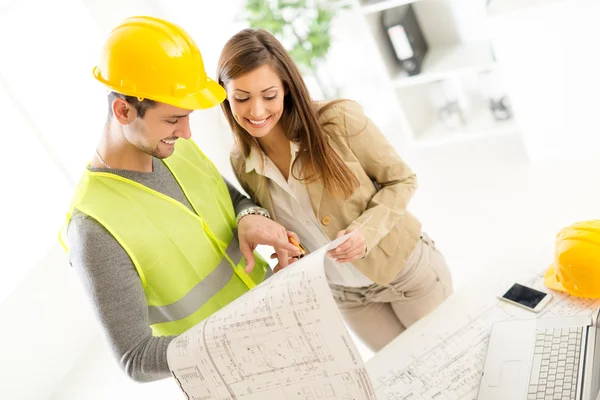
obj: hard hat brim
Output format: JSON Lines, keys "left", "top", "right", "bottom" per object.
{"left": 93, "top": 66, "right": 226, "bottom": 110}
{"left": 176, "top": 78, "right": 227, "bottom": 110}
{"left": 544, "top": 263, "right": 568, "bottom": 293}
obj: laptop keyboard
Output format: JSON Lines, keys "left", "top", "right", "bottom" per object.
{"left": 527, "top": 326, "right": 584, "bottom": 400}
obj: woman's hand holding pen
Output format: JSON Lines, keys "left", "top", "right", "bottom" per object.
{"left": 328, "top": 229, "right": 367, "bottom": 263}
{"left": 269, "top": 228, "right": 368, "bottom": 271}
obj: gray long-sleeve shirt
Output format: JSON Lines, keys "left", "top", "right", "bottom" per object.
{"left": 67, "top": 157, "right": 255, "bottom": 382}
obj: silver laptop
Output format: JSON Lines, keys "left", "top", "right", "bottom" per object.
{"left": 477, "top": 309, "right": 600, "bottom": 400}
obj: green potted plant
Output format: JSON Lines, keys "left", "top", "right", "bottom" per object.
{"left": 239, "top": 0, "right": 349, "bottom": 99}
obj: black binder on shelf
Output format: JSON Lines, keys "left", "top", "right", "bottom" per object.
{"left": 382, "top": 5, "right": 428, "bottom": 76}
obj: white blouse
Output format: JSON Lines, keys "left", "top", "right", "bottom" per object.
{"left": 245, "top": 142, "right": 374, "bottom": 287}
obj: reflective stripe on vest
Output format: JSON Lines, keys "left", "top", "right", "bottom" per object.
{"left": 147, "top": 237, "right": 241, "bottom": 325}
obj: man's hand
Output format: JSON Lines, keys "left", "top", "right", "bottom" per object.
{"left": 327, "top": 229, "right": 366, "bottom": 263}
{"left": 270, "top": 252, "right": 300, "bottom": 273}
{"left": 237, "top": 215, "right": 302, "bottom": 273}
{"left": 270, "top": 231, "right": 302, "bottom": 273}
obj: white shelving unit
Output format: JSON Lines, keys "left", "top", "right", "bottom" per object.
{"left": 392, "top": 42, "right": 497, "bottom": 88}
{"left": 416, "top": 104, "right": 518, "bottom": 147}
{"left": 355, "top": 0, "right": 521, "bottom": 150}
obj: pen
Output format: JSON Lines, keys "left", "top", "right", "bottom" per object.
{"left": 288, "top": 236, "right": 305, "bottom": 257}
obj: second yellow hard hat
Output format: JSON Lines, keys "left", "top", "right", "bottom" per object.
{"left": 92, "top": 16, "right": 225, "bottom": 110}
{"left": 544, "top": 220, "right": 600, "bottom": 299}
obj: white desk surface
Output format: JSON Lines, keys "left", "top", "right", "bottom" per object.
{"left": 366, "top": 264, "right": 600, "bottom": 399}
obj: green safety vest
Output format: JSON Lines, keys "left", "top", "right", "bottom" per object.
{"left": 59, "top": 139, "right": 268, "bottom": 336}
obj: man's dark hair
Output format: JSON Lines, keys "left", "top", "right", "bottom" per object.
{"left": 107, "top": 91, "right": 157, "bottom": 118}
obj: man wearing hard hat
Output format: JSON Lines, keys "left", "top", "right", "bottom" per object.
{"left": 59, "top": 16, "right": 301, "bottom": 382}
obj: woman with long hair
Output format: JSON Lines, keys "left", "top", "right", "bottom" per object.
{"left": 217, "top": 28, "right": 453, "bottom": 352}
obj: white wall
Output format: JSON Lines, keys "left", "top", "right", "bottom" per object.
{"left": 0, "top": 244, "right": 97, "bottom": 399}
{"left": 488, "top": 0, "right": 600, "bottom": 162}
{"left": 0, "top": 0, "right": 102, "bottom": 304}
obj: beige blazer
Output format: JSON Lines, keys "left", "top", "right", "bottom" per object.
{"left": 230, "top": 100, "right": 422, "bottom": 285}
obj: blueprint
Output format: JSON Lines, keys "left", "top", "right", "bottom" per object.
{"left": 366, "top": 268, "right": 600, "bottom": 400}
{"left": 167, "top": 233, "right": 376, "bottom": 400}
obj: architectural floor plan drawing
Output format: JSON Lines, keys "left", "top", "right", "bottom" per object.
{"left": 366, "top": 269, "right": 600, "bottom": 400}
{"left": 167, "top": 233, "right": 376, "bottom": 400}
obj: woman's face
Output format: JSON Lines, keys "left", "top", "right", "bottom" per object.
{"left": 225, "top": 64, "right": 285, "bottom": 139}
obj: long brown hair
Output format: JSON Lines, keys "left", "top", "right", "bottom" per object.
{"left": 217, "top": 28, "right": 359, "bottom": 198}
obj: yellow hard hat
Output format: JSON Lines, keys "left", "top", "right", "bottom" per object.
{"left": 92, "top": 16, "right": 225, "bottom": 110}
{"left": 544, "top": 220, "right": 600, "bottom": 298}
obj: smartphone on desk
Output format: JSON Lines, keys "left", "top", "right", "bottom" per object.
{"left": 498, "top": 283, "right": 552, "bottom": 313}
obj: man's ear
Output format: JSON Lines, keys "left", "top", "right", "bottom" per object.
{"left": 112, "top": 98, "right": 136, "bottom": 124}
